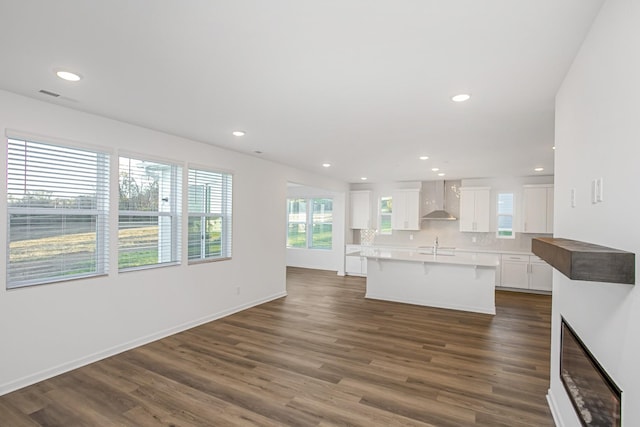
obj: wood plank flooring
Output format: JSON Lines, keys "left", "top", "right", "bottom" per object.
{"left": 0, "top": 267, "right": 554, "bottom": 426}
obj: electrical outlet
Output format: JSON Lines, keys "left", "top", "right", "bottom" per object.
{"left": 409, "top": 234, "right": 414, "bottom": 240}
{"left": 570, "top": 188, "right": 576, "bottom": 208}
{"left": 236, "top": 286, "right": 240, "bottom": 295}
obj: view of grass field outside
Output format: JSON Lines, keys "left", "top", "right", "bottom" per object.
{"left": 286, "top": 197, "right": 332, "bottom": 249}
{"left": 7, "top": 138, "right": 110, "bottom": 288}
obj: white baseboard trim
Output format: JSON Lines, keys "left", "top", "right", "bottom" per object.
{"left": 547, "top": 388, "right": 564, "bottom": 427}
{"left": 365, "top": 293, "right": 496, "bottom": 315}
{"left": 0, "top": 291, "right": 287, "bottom": 397}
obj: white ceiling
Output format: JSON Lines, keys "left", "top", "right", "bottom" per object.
{"left": 0, "top": 0, "right": 603, "bottom": 183}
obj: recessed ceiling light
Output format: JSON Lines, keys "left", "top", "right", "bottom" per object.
{"left": 322, "top": 163, "right": 331, "bottom": 168}
{"left": 431, "top": 168, "right": 439, "bottom": 172}
{"left": 552, "top": 146, "right": 556, "bottom": 150}
{"left": 451, "top": 93, "right": 471, "bottom": 102}
{"left": 534, "top": 167, "right": 544, "bottom": 172}
{"left": 232, "top": 131, "right": 246, "bottom": 137}
{"left": 360, "top": 177, "right": 367, "bottom": 181}
{"left": 419, "top": 156, "right": 429, "bottom": 160}
{"left": 438, "top": 173, "right": 445, "bottom": 177}
{"left": 56, "top": 70, "right": 82, "bottom": 82}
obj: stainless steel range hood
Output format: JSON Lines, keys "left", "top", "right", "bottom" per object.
{"left": 422, "top": 181, "right": 457, "bottom": 221}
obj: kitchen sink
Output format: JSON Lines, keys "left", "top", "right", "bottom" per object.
{"left": 417, "top": 246, "right": 456, "bottom": 256}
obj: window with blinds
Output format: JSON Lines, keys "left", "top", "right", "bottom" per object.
{"left": 7, "top": 137, "right": 110, "bottom": 288}
{"left": 497, "top": 192, "right": 515, "bottom": 238}
{"left": 119, "top": 156, "right": 181, "bottom": 270}
{"left": 188, "top": 168, "right": 233, "bottom": 262}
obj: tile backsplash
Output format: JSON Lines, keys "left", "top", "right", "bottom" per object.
{"left": 355, "top": 220, "right": 549, "bottom": 253}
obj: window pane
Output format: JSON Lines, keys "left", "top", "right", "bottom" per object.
{"left": 188, "top": 216, "right": 203, "bottom": 259}
{"left": 118, "top": 215, "right": 160, "bottom": 269}
{"left": 8, "top": 214, "right": 99, "bottom": 285}
{"left": 287, "top": 222, "right": 306, "bottom": 248}
{"left": 205, "top": 217, "right": 222, "bottom": 257}
{"left": 311, "top": 198, "right": 332, "bottom": 249}
{"left": 287, "top": 198, "right": 306, "bottom": 222}
{"left": 497, "top": 192, "right": 514, "bottom": 239}
{"left": 7, "top": 138, "right": 109, "bottom": 288}
{"left": 119, "top": 156, "right": 181, "bottom": 270}
{"left": 311, "top": 223, "right": 332, "bottom": 249}
{"left": 498, "top": 193, "right": 514, "bottom": 215}
{"left": 379, "top": 196, "right": 392, "bottom": 234}
{"left": 188, "top": 168, "right": 232, "bottom": 261}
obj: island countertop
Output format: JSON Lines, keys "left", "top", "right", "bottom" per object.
{"left": 357, "top": 248, "right": 500, "bottom": 268}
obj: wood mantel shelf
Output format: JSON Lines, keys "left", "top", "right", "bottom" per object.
{"left": 532, "top": 237, "right": 635, "bottom": 285}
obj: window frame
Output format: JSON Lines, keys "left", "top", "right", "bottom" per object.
{"left": 187, "top": 166, "right": 233, "bottom": 263}
{"left": 286, "top": 197, "right": 333, "bottom": 250}
{"left": 6, "top": 135, "right": 111, "bottom": 289}
{"left": 497, "top": 192, "right": 515, "bottom": 239}
{"left": 378, "top": 196, "right": 393, "bottom": 235}
{"left": 118, "top": 153, "right": 182, "bottom": 271}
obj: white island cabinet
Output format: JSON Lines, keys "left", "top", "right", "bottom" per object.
{"left": 363, "top": 249, "right": 500, "bottom": 315}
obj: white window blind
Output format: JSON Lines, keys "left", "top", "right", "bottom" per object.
{"left": 7, "top": 138, "right": 110, "bottom": 288}
{"left": 188, "top": 168, "right": 233, "bottom": 261}
{"left": 497, "top": 192, "right": 514, "bottom": 238}
{"left": 119, "top": 156, "right": 181, "bottom": 270}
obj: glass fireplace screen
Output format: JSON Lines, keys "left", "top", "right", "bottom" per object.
{"left": 560, "top": 318, "right": 622, "bottom": 426}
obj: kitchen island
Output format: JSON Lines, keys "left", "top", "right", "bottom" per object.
{"left": 361, "top": 248, "right": 500, "bottom": 315}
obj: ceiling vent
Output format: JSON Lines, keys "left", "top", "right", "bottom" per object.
{"left": 39, "top": 89, "right": 60, "bottom": 97}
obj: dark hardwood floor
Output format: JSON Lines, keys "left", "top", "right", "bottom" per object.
{"left": 0, "top": 267, "right": 554, "bottom": 426}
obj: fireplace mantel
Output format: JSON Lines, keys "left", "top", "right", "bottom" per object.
{"left": 532, "top": 237, "right": 635, "bottom": 285}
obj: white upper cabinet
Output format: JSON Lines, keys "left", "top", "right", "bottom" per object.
{"left": 459, "top": 187, "right": 490, "bottom": 232}
{"left": 522, "top": 185, "right": 554, "bottom": 233}
{"left": 350, "top": 190, "right": 371, "bottom": 229}
{"left": 391, "top": 189, "right": 421, "bottom": 230}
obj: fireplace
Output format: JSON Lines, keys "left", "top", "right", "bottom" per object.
{"left": 560, "top": 318, "right": 622, "bottom": 426}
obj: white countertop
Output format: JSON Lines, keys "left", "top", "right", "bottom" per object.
{"left": 346, "top": 244, "right": 533, "bottom": 257}
{"left": 358, "top": 248, "right": 500, "bottom": 267}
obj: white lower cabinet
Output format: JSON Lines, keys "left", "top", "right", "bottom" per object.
{"left": 529, "top": 257, "right": 553, "bottom": 291}
{"left": 345, "top": 245, "right": 367, "bottom": 277}
{"left": 501, "top": 255, "right": 530, "bottom": 289}
{"left": 500, "top": 254, "right": 552, "bottom": 292}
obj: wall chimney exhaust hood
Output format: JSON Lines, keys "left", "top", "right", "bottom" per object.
{"left": 422, "top": 181, "right": 457, "bottom": 221}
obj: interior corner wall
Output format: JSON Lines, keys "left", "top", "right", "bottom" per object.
{"left": 550, "top": 0, "right": 640, "bottom": 425}
{"left": 0, "top": 89, "right": 346, "bottom": 395}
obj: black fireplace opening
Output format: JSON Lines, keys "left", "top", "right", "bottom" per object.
{"left": 560, "top": 317, "right": 622, "bottom": 426}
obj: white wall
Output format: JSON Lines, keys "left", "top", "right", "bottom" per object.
{"left": 0, "top": 90, "right": 346, "bottom": 395}
{"left": 550, "top": 0, "right": 640, "bottom": 425}
{"left": 285, "top": 184, "right": 347, "bottom": 274}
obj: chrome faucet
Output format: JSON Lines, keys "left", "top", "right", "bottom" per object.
{"left": 434, "top": 236, "right": 439, "bottom": 255}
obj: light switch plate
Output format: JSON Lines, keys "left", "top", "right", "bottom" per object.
{"left": 570, "top": 188, "right": 576, "bottom": 207}
{"left": 596, "top": 178, "right": 604, "bottom": 202}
